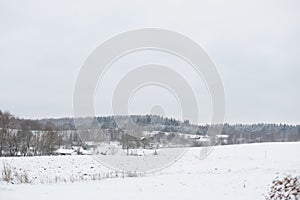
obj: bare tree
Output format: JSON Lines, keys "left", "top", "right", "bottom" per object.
{"left": 44, "top": 127, "right": 59, "bottom": 155}
{"left": 0, "top": 111, "right": 13, "bottom": 156}
{"left": 18, "top": 121, "right": 33, "bottom": 156}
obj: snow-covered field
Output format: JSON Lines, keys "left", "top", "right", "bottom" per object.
{"left": 1, "top": 142, "right": 300, "bottom": 200}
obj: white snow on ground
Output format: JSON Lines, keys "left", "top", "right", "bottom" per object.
{"left": 0, "top": 142, "right": 300, "bottom": 200}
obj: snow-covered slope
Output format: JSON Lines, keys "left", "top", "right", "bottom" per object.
{"left": 1, "top": 142, "right": 300, "bottom": 200}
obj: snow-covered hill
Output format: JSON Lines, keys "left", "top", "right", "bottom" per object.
{"left": 1, "top": 142, "right": 300, "bottom": 200}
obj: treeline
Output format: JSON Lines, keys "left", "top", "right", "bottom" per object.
{"left": 0, "top": 110, "right": 300, "bottom": 156}
{"left": 0, "top": 110, "right": 82, "bottom": 157}
{"left": 38, "top": 115, "right": 300, "bottom": 143}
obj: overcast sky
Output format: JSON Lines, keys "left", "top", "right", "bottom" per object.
{"left": 0, "top": 0, "right": 299, "bottom": 124}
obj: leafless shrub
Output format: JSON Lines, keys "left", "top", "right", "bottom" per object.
{"left": 15, "top": 170, "right": 31, "bottom": 183}
{"left": 2, "top": 162, "right": 13, "bottom": 182}
{"left": 2, "top": 162, "right": 31, "bottom": 183}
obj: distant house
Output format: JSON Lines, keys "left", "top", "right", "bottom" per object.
{"left": 193, "top": 135, "right": 211, "bottom": 146}
{"left": 216, "top": 135, "right": 229, "bottom": 145}
{"left": 53, "top": 148, "right": 75, "bottom": 155}
{"left": 78, "top": 147, "right": 93, "bottom": 155}
{"left": 129, "top": 148, "right": 145, "bottom": 156}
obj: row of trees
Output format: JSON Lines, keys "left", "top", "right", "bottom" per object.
{"left": 0, "top": 110, "right": 65, "bottom": 156}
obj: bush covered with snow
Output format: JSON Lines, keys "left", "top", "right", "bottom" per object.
{"left": 266, "top": 175, "right": 300, "bottom": 200}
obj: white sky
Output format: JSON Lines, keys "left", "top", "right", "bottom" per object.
{"left": 0, "top": 0, "right": 299, "bottom": 124}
